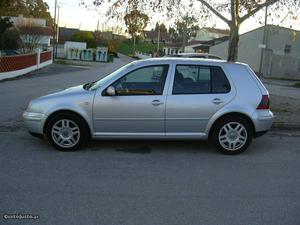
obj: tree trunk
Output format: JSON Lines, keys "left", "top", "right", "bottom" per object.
{"left": 227, "top": 23, "right": 239, "bottom": 61}
{"left": 228, "top": 0, "right": 239, "bottom": 61}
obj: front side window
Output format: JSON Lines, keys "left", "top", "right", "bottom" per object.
{"left": 173, "top": 65, "right": 230, "bottom": 94}
{"left": 111, "top": 65, "right": 169, "bottom": 95}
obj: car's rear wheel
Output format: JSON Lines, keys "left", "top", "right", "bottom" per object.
{"left": 212, "top": 116, "right": 253, "bottom": 154}
{"left": 45, "top": 112, "right": 89, "bottom": 151}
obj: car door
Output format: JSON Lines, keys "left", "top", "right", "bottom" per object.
{"left": 93, "top": 64, "right": 170, "bottom": 136}
{"left": 165, "top": 63, "right": 235, "bottom": 136}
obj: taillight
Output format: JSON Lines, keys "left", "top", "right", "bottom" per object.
{"left": 257, "top": 95, "right": 270, "bottom": 110}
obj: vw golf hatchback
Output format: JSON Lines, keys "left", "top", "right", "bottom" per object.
{"left": 23, "top": 58, "right": 273, "bottom": 154}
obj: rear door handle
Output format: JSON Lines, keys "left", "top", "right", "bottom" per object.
{"left": 151, "top": 100, "right": 164, "bottom": 106}
{"left": 212, "top": 98, "right": 223, "bottom": 105}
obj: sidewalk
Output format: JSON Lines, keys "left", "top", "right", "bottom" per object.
{"left": 261, "top": 78, "right": 300, "bottom": 129}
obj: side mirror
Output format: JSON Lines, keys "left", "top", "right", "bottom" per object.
{"left": 106, "top": 86, "right": 116, "bottom": 96}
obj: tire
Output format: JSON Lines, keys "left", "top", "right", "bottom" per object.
{"left": 45, "top": 112, "right": 89, "bottom": 151}
{"left": 211, "top": 116, "right": 253, "bottom": 155}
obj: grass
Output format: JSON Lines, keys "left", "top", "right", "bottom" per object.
{"left": 293, "top": 82, "right": 300, "bottom": 88}
{"left": 117, "top": 41, "right": 164, "bottom": 56}
{"left": 54, "top": 59, "right": 91, "bottom": 67}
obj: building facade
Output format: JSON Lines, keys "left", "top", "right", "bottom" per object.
{"left": 209, "top": 25, "right": 300, "bottom": 79}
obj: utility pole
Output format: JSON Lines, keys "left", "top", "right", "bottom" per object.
{"left": 258, "top": 5, "right": 268, "bottom": 77}
{"left": 52, "top": 0, "right": 57, "bottom": 61}
{"left": 55, "top": 5, "right": 60, "bottom": 58}
{"left": 157, "top": 24, "right": 160, "bottom": 56}
{"left": 52, "top": 0, "right": 57, "bottom": 60}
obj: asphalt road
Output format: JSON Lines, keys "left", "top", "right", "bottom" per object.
{"left": 0, "top": 55, "right": 300, "bottom": 225}
{"left": 0, "top": 130, "right": 300, "bottom": 225}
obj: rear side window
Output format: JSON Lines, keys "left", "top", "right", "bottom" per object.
{"left": 211, "top": 67, "right": 231, "bottom": 93}
{"left": 173, "top": 65, "right": 230, "bottom": 94}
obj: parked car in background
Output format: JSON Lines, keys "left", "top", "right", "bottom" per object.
{"left": 166, "top": 53, "right": 223, "bottom": 60}
{"left": 0, "top": 50, "right": 20, "bottom": 56}
{"left": 23, "top": 58, "right": 273, "bottom": 154}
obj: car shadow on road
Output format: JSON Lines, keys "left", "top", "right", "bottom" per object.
{"left": 86, "top": 139, "right": 219, "bottom": 155}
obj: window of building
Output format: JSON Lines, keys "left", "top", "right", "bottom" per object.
{"left": 284, "top": 45, "right": 291, "bottom": 54}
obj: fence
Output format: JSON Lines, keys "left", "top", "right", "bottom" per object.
{"left": 0, "top": 50, "right": 52, "bottom": 80}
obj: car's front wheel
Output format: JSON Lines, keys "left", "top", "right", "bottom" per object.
{"left": 212, "top": 116, "right": 253, "bottom": 154}
{"left": 45, "top": 112, "right": 89, "bottom": 151}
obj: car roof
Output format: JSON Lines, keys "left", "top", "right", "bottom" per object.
{"left": 126, "top": 57, "right": 248, "bottom": 70}
{"left": 165, "top": 53, "right": 223, "bottom": 59}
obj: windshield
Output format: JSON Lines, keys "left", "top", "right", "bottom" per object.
{"left": 89, "top": 62, "right": 134, "bottom": 90}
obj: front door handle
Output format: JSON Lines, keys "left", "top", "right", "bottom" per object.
{"left": 151, "top": 100, "right": 164, "bottom": 106}
{"left": 212, "top": 98, "right": 223, "bottom": 105}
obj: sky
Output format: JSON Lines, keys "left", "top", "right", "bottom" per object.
{"left": 45, "top": 0, "right": 300, "bottom": 34}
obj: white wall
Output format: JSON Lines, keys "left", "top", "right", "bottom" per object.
{"left": 7, "top": 15, "right": 46, "bottom": 27}
{"left": 64, "top": 41, "right": 87, "bottom": 57}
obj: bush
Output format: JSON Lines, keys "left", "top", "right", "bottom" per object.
{"left": 0, "top": 27, "right": 21, "bottom": 50}
{"left": 70, "top": 31, "right": 97, "bottom": 48}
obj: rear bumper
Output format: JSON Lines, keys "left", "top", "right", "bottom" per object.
{"left": 252, "top": 110, "right": 274, "bottom": 133}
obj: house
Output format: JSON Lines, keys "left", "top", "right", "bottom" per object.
{"left": 163, "top": 36, "right": 229, "bottom": 55}
{"left": 58, "top": 27, "right": 80, "bottom": 44}
{"left": 195, "top": 27, "right": 230, "bottom": 42}
{"left": 209, "top": 25, "right": 300, "bottom": 79}
{"left": 143, "top": 31, "right": 171, "bottom": 44}
{"left": 163, "top": 42, "right": 184, "bottom": 55}
{"left": 187, "top": 36, "right": 230, "bottom": 53}
{"left": 3, "top": 15, "right": 53, "bottom": 50}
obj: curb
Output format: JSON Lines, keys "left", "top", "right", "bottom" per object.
{"left": 272, "top": 122, "right": 300, "bottom": 130}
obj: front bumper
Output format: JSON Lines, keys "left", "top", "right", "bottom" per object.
{"left": 22, "top": 111, "right": 46, "bottom": 134}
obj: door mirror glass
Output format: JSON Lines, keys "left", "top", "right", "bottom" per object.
{"left": 106, "top": 86, "right": 116, "bottom": 96}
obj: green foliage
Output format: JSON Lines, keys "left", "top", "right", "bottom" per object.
{"left": 0, "top": 18, "right": 21, "bottom": 50}
{"left": 1, "top": 27, "right": 22, "bottom": 50}
{"left": 0, "top": 17, "right": 13, "bottom": 34}
{"left": 0, "top": 0, "right": 53, "bottom": 27}
{"left": 124, "top": 10, "right": 149, "bottom": 38}
{"left": 293, "top": 82, "right": 300, "bottom": 88}
{"left": 155, "top": 23, "right": 167, "bottom": 33}
{"left": 171, "top": 15, "right": 199, "bottom": 42}
{"left": 117, "top": 40, "right": 164, "bottom": 56}
{"left": 124, "top": 10, "right": 149, "bottom": 54}
{"left": 70, "top": 31, "right": 97, "bottom": 48}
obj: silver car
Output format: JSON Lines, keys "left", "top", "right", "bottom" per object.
{"left": 23, "top": 58, "right": 273, "bottom": 154}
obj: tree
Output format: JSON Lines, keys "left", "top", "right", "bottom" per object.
{"left": 1, "top": 28, "right": 22, "bottom": 50}
{"left": 0, "top": 0, "right": 53, "bottom": 27}
{"left": 195, "top": 0, "right": 299, "bottom": 61}
{"left": 124, "top": 10, "right": 149, "bottom": 54}
{"left": 0, "top": 17, "right": 13, "bottom": 35}
{"left": 0, "top": 18, "right": 21, "bottom": 50}
{"left": 70, "top": 31, "right": 97, "bottom": 48}
{"left": 88, "top": 0, "right": 299, "bottom": 61}
{"left": 175, "top": 15, "right": 200, "bottom": 47}
{"left": 155, "top": 23, "right": 167, "bottom": 33}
